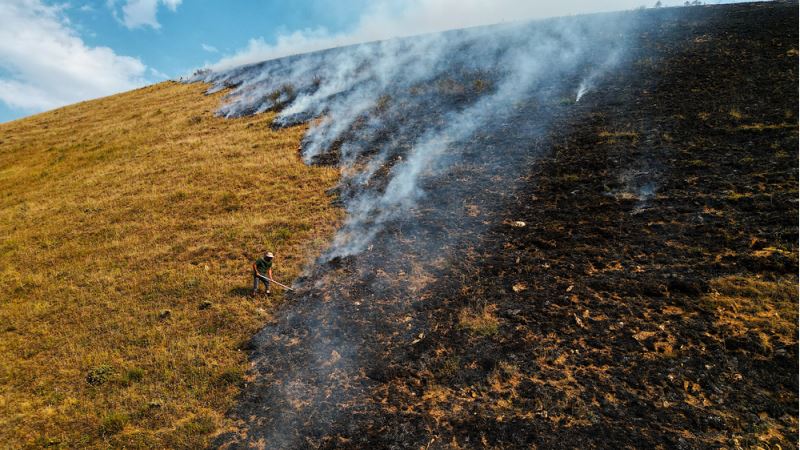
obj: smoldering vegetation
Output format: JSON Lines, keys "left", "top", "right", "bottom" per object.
{"left": 204, "top": 3, "right": 798, "bottom": 449}
{"left": 192, "top": 12, "right": 634, "bottom": 259}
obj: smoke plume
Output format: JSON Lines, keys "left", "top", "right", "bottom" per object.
{"left": 195, "top": 13, "right": 635, "bottom": 259}
{"left": 194, "top": 7, "right": 645, "bottom": 448}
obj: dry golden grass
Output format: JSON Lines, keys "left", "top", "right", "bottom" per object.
{"left": 703, "top": 275, "right": 798, "bottom": 347}
{"left": 736, "top": 122, "right": 797, "bottom": 131}
{"left": 457, "top": 304, "right": 500, "bottom": 336}
{"left": 728, "top": 107, "right": 745, "bottom": 120}
{"left": 596, "top": 130, "right": 638, "bottom": 138}
{"left": 597, "top": 130, "right": 639, "bottom": 145}
{"left": 0, "top": 81, "right": 343, "bottom": 448}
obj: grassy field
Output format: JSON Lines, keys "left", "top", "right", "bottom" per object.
{"left": 0, "top": 81, "right": 342, "bottom": 448}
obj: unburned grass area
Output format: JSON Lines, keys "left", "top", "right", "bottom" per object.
{"left": 703, "top": 275, "right": 798, "bottom": 348}
{"left": 0, "top": 81, "right": 342, "bottom": 447}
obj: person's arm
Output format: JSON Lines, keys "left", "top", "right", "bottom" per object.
{"left": 268, "top": 267, "right": 273, "bottom": 280}
{"left": 252, "top": 263, "right": 259, "bottom": 274}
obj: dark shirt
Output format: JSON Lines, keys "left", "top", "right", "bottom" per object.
{"left": 255, "top": 257, "right": 272, "bottom": 274}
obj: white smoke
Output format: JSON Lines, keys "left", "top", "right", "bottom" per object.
{"left": 330, "top": 27, "right": 589, "bottom": 256}
{"left": 575, "top": 47, "right": 623, "bottom": 102}
{"left": 193, "top": 11, "right": 636, "bottom": 259}
{"left": 207, "top": 0, "right": 668, "bottom": 72}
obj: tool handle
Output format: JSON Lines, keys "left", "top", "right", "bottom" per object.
{"left": 268, "top": 278, "right": 294, "bottom": 291}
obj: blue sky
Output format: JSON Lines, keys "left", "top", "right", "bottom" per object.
{"left": 0, "top": 0, "right": 743, "bottom": 123}
{"left": 75, "top": 1, "right": 368, "bottom": 77}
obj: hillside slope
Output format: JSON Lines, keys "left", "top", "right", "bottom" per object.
{"left": 211, "top": 2, "right": 798, "bottom": 449}
{"left": 0, "top": 82, "right": 341, "bottom": 447}
{"left": 0, "top": 2, "right": 796, "bottom": 449}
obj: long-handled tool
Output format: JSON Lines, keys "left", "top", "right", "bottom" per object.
{"left": 268, "top": 278, "right": 295, "bottom": 291}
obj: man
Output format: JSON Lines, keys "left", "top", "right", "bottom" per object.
{"left": 252, "top": 252, "right": 274, "bottom": 296}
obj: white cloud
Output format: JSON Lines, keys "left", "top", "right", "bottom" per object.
{"left": 161, "top": 0, "right": 181, "bottom": 10}
{"left": 149, "top": 67, "right": 170, "bottom": 79}
{"left": 0, "top": 0, "right": 148, "bottom": 112}
{"left": 201, "top": 43, "right": 218, "bottom": 53}
{"left": 209, "top": 0, "right": 700, "bottom": 71}
{"left": 114, "top": 0, "right": 182, "bottom": 30}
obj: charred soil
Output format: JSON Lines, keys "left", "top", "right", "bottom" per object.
{"left": 217, "top": 3, "right": 798, "bottom": 449}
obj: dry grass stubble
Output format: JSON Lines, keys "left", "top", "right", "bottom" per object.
{"left": 0, "top": 81, "right": 342, "bottom": 447}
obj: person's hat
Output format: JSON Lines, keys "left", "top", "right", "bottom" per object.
{"left": 265, "top": 252, "right": 274, "bottom": 258}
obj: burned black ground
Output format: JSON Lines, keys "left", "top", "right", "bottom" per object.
{"left": 215, "top": 3, "right": 798, "bottom": 449}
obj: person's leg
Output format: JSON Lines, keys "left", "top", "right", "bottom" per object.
{"left": 252, "top": 273, "right": 259, "bottom": 295}
{"left": 255, "top": 273, "right": 270, "bottom": 295}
